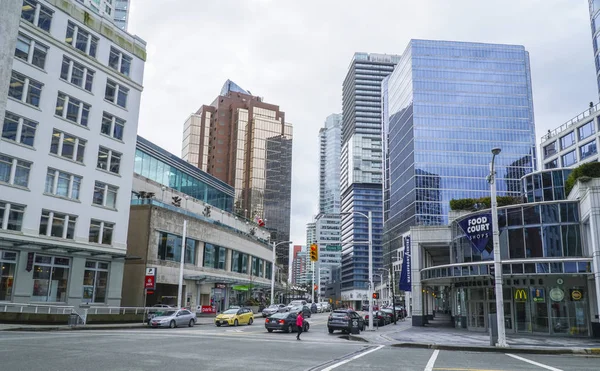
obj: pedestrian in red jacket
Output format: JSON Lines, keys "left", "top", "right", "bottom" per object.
{"left": 296, "top": 312, "right": 304, "bottom": 340}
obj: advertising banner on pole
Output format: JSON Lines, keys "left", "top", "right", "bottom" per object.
{"left": 399, "top": 236, "right": 411, "bottom": 292}
{"left": 145, "top": 267, "right": 156, "bottom": 290}
{"left": 458, "top": 213, "right": 492, "bottom": 253}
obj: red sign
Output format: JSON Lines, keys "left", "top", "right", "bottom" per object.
{"left": 146, "top": 290, "right": 154, "bottom": 295}
{"left": 144, "top": 275, "right": 155, "bottom": 289}
{"left": 201, "top": 305, "right": 216, "bottom": 314}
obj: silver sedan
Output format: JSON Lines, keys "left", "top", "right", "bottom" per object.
{"left": 149, "top": 309, "right": 197, "bottom": 328}
{"left": 262, "top": 304, "right": 289, "bottom": 317}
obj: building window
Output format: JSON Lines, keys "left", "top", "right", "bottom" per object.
{"left": 88, "top": 220, "right": 114, "bottom": 245}
{"left": 97, "top": 146, "right": 121, "bottom": 174}
{"left": 578, "top": 121, "right": 595, "bottom": 141}
{"left": 2, "top": 111, "right": 38, "bottom": 147}
{"left": 0, "top": 154, "right": 31, "bottom": 188}
{"left": 0, "top": 201, "right": 25, "bottom": 231}
{"left": 39, "top": 210, "right": 77, "bottom": 239}
{"left": 561, "top": 150, "right": 577, "bottom": 167}
{"left": 544, "top": 159, "right": 558, "bottom": 169}
{"left": 231, "top": 250, "right": 249, "bottom": 274}
{"left": 559, "top": 131, "right": 575, "bottom": 150}
{"left": 265, "top": 262, "right": 272, "bottom": 279}
{"left": 55, "top": 92, "right": 91, "bottom": 127}
{"left": 31, "top": 255, "right": 70, "bottom": 302}
{"left": 93, "top": 181, "right": 118, "bottom": 209}
{"left": 251, "top": 257, "right": 262, "bottom": 277}
{"left": 50, "top": 129, "right": 86, "bottom": 163}
{"left": 45, "top": 168, "right": 82, "bottom": 200}
{"left": 580, "top": 141, "right": 598, "bottom": 160}
{"left": 60, "top": 56, "right": 94, "bottom": 92}
{"left": 21, "top": 0, "right": 53, "bottom": 32}
{"left": 203, "top": 243, "right": 226, "bottom": 269}
{"left": 108, "top": 47, "right": 132, "bottom": 76}
{"left": 8, "top": 71, "right": 43, "bottom": 107}
{"left": 65, "top": 21, "right": 98, "bottom": 58}
{"left": 15, "top": 33, "right": 48, "bottom": 69}
{"left": 101, "top": 112, "right": 125, "bottom": 140}
{"left": 543, "top": 141, "right": 556, "bottom": 159}
{"left": 104, "top": 79, "right": 129, "bottom": 108}
{"left": 0, "top": 250, "right": 17, "bottom": 301}
{"left": 157, "top": 232, "right": 197, "bottom": 264}
{"left": 82, "top": 261, "right": 109, "bottom": 303}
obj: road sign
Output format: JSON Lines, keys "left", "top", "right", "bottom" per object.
{"left": 145, "top": 267, "right": 156, "bottom": 290}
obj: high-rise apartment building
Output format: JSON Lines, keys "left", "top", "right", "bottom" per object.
{"left": 340, "top": 53, "right": 400, "bottom": 307}
{"left": 383, "top": 40, "right": 537, "bottom": 260}
{"left": 181, "top": 80, "right": 293, "bottom": 270}
{"left": 590, "top": 0, "right": 600, "bottom": 98}
{"left": 0, "top": 0, "right": 146, "bottom": 305}
{"left": 75, "top": 0, "right": 129, "bottom": 30}
{"left": 292, "top": 246, "right": 311, "bottom": 285}
{"left": 319, "top": 113, "right": 342, "bottom": 214}
{"left": 306, "top": 222, "right": 316, "bottom": 245}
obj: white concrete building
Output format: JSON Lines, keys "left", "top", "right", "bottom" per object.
{"left": 0, "top": 0, "right": 145, "bottom": 306}
{"left": 75, "top": 0, "right": 129, "bottom": 30}
{"left": 541, "top": 103, "right": 600, "bottom": 169}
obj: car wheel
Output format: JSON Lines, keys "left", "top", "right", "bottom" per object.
{"left": 169, "top": 320, "right": 176, "bottom": 329}
{"left": 304, "top": 323, "right": 310, "bottom": 332}
{"left": 216, "top": 323, "right": 221, "bottom": 327}
{"left": 267, "top": 329, "right": 273, "bottom": 333}
{"left": 286, "top": 325, "right": 292, "bottom": 333}
{"left": 248, "top": 318, "right": 253, "bottom": 325}
{"left": 234, "top": 319, "right": 239, "bottom": 327}
{"left": 188, "top": 319, "right": 195, "bottom": 327}
{"left": 328, "top": 328, "right": 334, "bottom": 334}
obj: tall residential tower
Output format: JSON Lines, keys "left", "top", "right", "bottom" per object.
{"left": 340, "top": 53, "right": 400, "bottom": 307}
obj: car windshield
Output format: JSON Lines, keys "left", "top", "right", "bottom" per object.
{"left": 332, "top": 311, "right": 349, "bottom": 317}
{"left": 270, "top": 313, "right": 288, "bottom": 319}
{"left": 161, "top": 311, "right": 177, "bottom": 316}
{"left": 289, "top": 301, "right": 304, "bottom": 306}
{"left": 223, "top": 309, "right": 238, "bottom": 314}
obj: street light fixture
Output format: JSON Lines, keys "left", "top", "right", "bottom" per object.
{"left": 271, "top": 241, "right": 292, "bottom": 306}
{"left": 488, "top": 147, "right": 508, "bottom": 347}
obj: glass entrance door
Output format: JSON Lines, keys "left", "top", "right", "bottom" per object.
{"left": 468, "top": 301, "right": 486, "bottom": 330}
{"left": 531, "top": 301, "right": 549, "bottom": 333}
{"left": 514, "top": 287, "right": 531, "bottom": 333}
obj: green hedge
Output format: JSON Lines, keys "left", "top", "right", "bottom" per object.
{"left": 565, "top": 162, "right": 600, "bottom": 195}
{"left": 449, "top": 196, "right": 522, "bottom": 211}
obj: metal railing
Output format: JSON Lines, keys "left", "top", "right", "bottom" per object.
{"left": 542, "top": 102, "right": 600, "bottom": 142}
{"left": 0, "top": 303, "right": 75, "bottom": 315}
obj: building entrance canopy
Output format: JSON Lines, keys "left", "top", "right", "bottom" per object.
{"left": 184, "top": 274, "right": 276, "bottom": 290}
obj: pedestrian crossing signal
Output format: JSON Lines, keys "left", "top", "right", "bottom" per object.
{"left": 373, "top": 293, "right": 379, "bottom": 299}
{"left": 310, "top": 243, "right": 318, "bottom": 262}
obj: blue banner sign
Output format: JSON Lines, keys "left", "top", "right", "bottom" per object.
{"left": 399, "top": 236, "right": 411, "bottom": 292}
{"left": 458, "top": 213, "right": 492, "bottom": 253}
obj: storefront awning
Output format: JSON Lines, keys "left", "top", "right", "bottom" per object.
{"left": 0, "top": 234, "right": 126, "bottom": 258}
{"left": 183, "top": 274, "right": 282, "bottom": 290}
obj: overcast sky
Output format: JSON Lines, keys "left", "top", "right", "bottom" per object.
{"left": 128, "top": 0, "right": 597, "bottom": 250}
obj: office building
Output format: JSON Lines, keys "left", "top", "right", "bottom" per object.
{"left": 382, "top": 40, "right": 537, "bottom": 271}
{"left": 291, "top": 246, "right": 311, "bottom": 286}
{"left": 590, "top": 0, "right": 600, "bottom": 98}
{"left": 123, "top": 137, "right": 275, "bottom": 309}
{"left": 0, "top": 0, "right": 145, "bottom": 306}
{"left": 315, "top": 213, "right": 341, "bottom": 299}
{"left": 319, "top": 113, "right": 342, "bottom": 214}
{"left": 410, "top": 167, "right": 599, "bottom": 337}
{"left": 340, "top": 53, "right": 400, "bottom": 307}
{"left": 541, "top": 103, "right": 600, "bottom": 169}
{"left": 306, "top": 222, "right": 316, "bottom": 246}
{"left": 181, "top": 80, "right": 293, "bottom": 271}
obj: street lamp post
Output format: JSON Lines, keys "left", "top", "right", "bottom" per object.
{"left": 271, "top": 241, "right": 292, "bottom": 306}
{"left": 489, "top": 147, "right": 508, "bottom": 347}
{"left": 177, "top": 220, "right": 187, "bottom": 309}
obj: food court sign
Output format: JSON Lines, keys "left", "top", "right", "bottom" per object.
{"left": 458, "top": 213, "right": 492, "bottom": 253}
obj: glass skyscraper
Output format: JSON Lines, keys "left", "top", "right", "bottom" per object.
{"left": 383, "top": 40, "right": 537, "bottom": 259}
{"left": 340, "top": 53, "right": 400, "bottom": 305}
{"left": 319, "top": 113, "right": 342, "bottom": 214}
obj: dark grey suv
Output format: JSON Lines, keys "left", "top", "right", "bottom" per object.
{"left": 327, "top": 309, "right": 364, "bottom": 334}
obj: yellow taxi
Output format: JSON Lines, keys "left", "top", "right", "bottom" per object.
{"left": 215, "top": 307, "right": 254, "bottom": 326}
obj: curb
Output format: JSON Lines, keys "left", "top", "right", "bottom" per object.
{"left": 1, "top": 323, "right": 208, "bottom": 332}
{"left": 390, "top": 342, "right": 600, "bottom": 355}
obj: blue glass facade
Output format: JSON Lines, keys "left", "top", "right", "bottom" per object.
{"left": 384, "top": 40, "right": 537, "bottom": 257}
{"left": 134, "top": 136, "right": 234, "bottom": 211}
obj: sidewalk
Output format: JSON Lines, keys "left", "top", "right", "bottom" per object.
{"left": 0, "top": 316, "right": 216, "bottom": 332}
{"left": 351, "top": 313, "right": 600, "bottom": 354}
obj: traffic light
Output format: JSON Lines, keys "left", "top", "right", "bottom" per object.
{"left": 310, "top": 243, "right": 318, "bottom": 262}
{"left": 373, "top": 293, "right": 379, "bottom": 299}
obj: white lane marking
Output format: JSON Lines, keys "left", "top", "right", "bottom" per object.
{"left": 321, "top": 345, "right": 384, "bottom": 371}
{"left": 506, "top": 354, "right": 563, "bottom": 371}
{"left": 424, "top": 349, "right": 439, "bottom": 371}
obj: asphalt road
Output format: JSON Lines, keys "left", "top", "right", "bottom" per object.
{"left": 0, "top": 313, "right": 598, "bottom": 371}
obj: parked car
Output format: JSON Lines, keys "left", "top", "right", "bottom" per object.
{"left": 380, "top": 308, "right": 396, "bottom": 322}
{"left": 361, "top": 304, "right": 379, "bottom": 311}
{"left": 286, "top": 300, "right": 307, "bottom": 310}
{"left": 365, "top": 310, "right": 390, "bottom": 326}
{"left": 215, "top": 307, "right": 254, "bottom": 327}
{"left": 310, "top": 302, "right": 318, "bottom": 313}
{"left": 327, "top": 309, "right": 364, "bottom": 334}
{"left": 149, "top": 309, "right": 196, "bottom": 328}
{"left": 146, "top": 304, "right": 173, "bottom": 324}
{"left": 315, "top": 303, "right": 324, "bottom": 313}
{"left": 289, "top": 305, "right": 311, "bottom": 318}
{"left": 264, "top": 312, "right": 310, "bottom": 333}
{"left": 262, "top": 304, "right": 288, "bottom": 317}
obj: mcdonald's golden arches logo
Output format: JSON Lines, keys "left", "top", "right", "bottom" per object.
{"left": 514, "top": 288, "right": 527, "bottom": 302}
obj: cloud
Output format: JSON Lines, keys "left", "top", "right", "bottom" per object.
{"left": 128, "top": 0, "right": 597, "bottom": 246}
